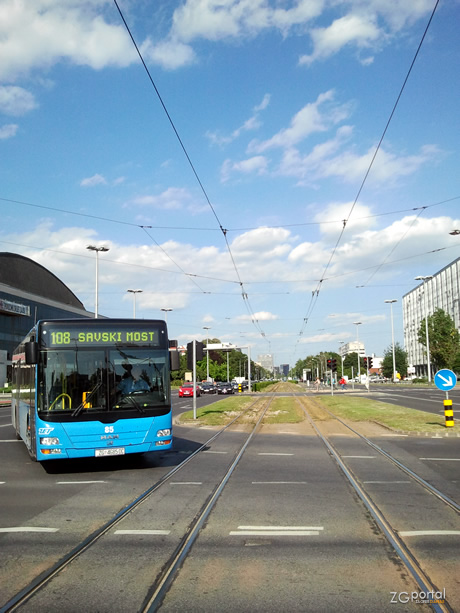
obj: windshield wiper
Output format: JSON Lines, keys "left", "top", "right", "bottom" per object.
{"left": 71, "top": 382, "right": 103, "bottom": 417}
{"left": 124, "top": 394, "right": 146, "bottom": 414}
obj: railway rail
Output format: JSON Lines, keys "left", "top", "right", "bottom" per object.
{"left": 0, "top": 383, "right": 458, "bottom": 612}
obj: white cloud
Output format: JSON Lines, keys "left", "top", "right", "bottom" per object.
{"left": 80, "top": 174, "right": 107, "bottom": 187}
{"left": 315, "top": 144, "right": 441, "bottom": 184}
{"left": 0, "top": 1, "right": 138, "bottom": 81}
{"left": 236, "top": 311, "right": 279, "bottom": 322}
{"left": 221, "top": 155, "right": 268, "bottom": 182}
{"left": 170, "top": 0, "right": 324, "bottom": 43}
{"left": 299, "top": 14, "right": 381, "bottom": 65}
{"left": 0, "top": 124, "right": 18, "bottom": 139}
{"left": 248, "top": 90, "right": 351, "bottom": 153}
{"left": 141, "top": 38, "right": 196, "bottom": 71}
{"left": 206, "top": 93, "right": 269, "bottom": 147}
{"left": 129, "top": 187, "right": 193, "bottom": 210}
{"left": 0, "top": 86, "right": 37, "bottom": 116}
{"left": 313, "top": 201, "right": 377, "bottom": 235}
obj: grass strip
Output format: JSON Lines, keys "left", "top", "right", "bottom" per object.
{"left": 264, "top": 397, "right": 304, "bottom": 424}
{"left": 316, "top": 395, "right": 446, "bottom": 433}
{"left": 178, "top": 396, "right": 254, "bottom": 426}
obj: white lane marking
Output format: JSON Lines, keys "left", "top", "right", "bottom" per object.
{"left": 419, "top": 458, "right": 460, "bottom": 461}
{"left": 238, "top": 525, "right": 324, "bottom": 531}
{"left": 0, "top": 482, "right": 5, "bottom": 484}
{"left": 203, "top": 450, "right": 228, "bottom": 454}
{"left": 170, "top": 482, "right": 202, "bottom": 485}
{"left": 0, "top": 423, "right": 13, "bottom": 428}
{"left": 342, "top": 455, "right": 376, "bottom": 459}
{"left": 115, "top": 530, "right": 170, "bottom": 535}
{"left": 363, "top": 481, "right": 411, "bottom": 484}
{"left": 230, "top": 525, "right": 324, "bottom": 536}
{"left": 57, "top": 481, "right": 107, "bottom": 484}
{"left": 378, "top": 394, "right": 441, "bottom": 404}
{"left": 399, "top": 530, "right": 460, "bottom": 537}
{"left": 380, "top": 433, "right": 409, "bottom": 437}
{"left": 252, "top": 481, "right": 307, "bottom": 484}
{"left": 0, "top": 440, "right": 21, "bottom": 443}
{"left": 258, "top": 453, "right": 294, "bottom": 456}
{"left": 0, "top": 527, "right": 59, "bottom": 533}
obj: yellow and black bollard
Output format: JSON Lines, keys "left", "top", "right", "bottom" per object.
{"left": 444, "top": 399, "right": 454, "bottom": 428}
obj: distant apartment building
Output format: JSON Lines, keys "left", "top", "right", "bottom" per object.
{"left": 403, "top": 257, "right": 460, "bottom": 377}
{"left": 279, "top": 364, "right": 290, "bottom": 377}
{"left": 339, "top": 341, "right": 365, "bottom": 358}
{"left": 257, "top": 353, "right": 274, "bottom": 373}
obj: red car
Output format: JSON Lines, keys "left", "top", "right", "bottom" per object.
{"left": 178, "top": 383, "right": 201, "bottom": 398}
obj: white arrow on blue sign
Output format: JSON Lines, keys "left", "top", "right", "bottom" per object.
{"left": 434, "top": 369, "right": 457, "bottom": 391}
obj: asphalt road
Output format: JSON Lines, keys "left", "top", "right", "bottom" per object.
{"left": 0, "top": 391, "right": 459, "bottom": 612}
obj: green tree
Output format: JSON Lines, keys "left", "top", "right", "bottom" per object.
{"left": 343, "top": 352, "right": 365, "bottom": 378}
{"left": 381, "top": 342, "right": 408, "bottom": 380}
{"left": 418, "top": 308, "right": 460, "bottom": 371}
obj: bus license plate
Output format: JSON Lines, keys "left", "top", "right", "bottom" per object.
{"left": 95, "top": 448, "right": 125, "bottom": 457}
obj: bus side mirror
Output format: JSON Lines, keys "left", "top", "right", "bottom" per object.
{"left": 25, "top": 341, "right": 39, "bottom": 365}
{"left": 169, "top": 348, "right": 180, "bottom": 371}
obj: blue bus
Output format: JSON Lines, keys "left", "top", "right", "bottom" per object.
{"left": 11, "top": 319, "right": 179, "bottom": 461}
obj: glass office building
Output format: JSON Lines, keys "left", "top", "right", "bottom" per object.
{"left": 403, "top": 257, "right": 460, "bottom": 377}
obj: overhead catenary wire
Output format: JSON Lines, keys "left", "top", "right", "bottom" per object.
{"left": 297, "top": 0, "right": 441, "bottom": 341}
{"left": 1, "top": 195, "right": 457, "bottom": 234}
{"left": 113, "top": 0, "right": 267, "bottom": 343}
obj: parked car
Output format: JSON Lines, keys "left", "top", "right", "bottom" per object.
{"left": 178, "top": 383, "right": 201, "bottom": 398}
{"left": 217, "top": 382, "right": 234, "bottom": 395}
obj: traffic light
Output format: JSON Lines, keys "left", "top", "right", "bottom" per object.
{"left": 363, "top": 356, "right": 368, "bottom": 369}
{"left": 187, "top": 341, "right": 205, "bottom": 369}
{"left": 196, "top": 341, "right": 204, "bottom": 361}
{"left": 327, "top": 358, "right": 332, "bottom": 369}
{"left": 368, "top": 356, "right": 373, "bottom": 369}
{"left": 332, "top": 358, "right": 337, "bottom": 372}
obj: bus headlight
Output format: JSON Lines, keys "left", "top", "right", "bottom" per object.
{"left": 40, "top": 437, "right": 61, "bottom": 445}
{"left": 156, "top": 429, "right": 171, "bottom": 437}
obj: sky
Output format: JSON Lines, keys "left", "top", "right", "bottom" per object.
{"left": 1, "top": 0, "right": 460, "bottom": 369}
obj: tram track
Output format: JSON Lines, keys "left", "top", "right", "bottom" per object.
{"left": 295, "top": 394, "right": 457, "bottom": 613}
{"left": 1, "top": 383, "right": 458, "bottom": 612}
{"left": 0, "top": 393, "right": 275, "bottom": 613}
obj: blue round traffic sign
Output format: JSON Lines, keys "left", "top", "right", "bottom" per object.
{"left": 434, "top": 369, "right": 457, "bottom": 391}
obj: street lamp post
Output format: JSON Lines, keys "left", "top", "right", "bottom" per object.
{"left": 338, "top": 341, "right": 345, "bottom": 376}
{"left": 86, "top": 245, "right": 109, "bottom": 318}
{"left": 384, "top": 299, "right": 397, "bottom": 382}
{"left": 353, "top": 322, "right": 362, "bottom": 378}
{"left": 161, "top": 308, "right": 172, "bottom": 323}
{"left": 415, "top": 275, "right": 433, "bottom": 382}
{"left": 203, "top": 327, "right": 211, "bottom": 381}
{"left": 127, "top": 289, "right": 142, "bottom": 318}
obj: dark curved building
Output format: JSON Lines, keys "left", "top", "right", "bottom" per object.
{"left": 0, "top": 252, "right": 92, "bottom": 383}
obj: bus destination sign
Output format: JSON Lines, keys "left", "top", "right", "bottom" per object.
{"left": 42, "top": 326, "right": 162, "bottom": 348}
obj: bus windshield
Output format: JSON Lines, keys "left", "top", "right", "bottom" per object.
{"left": 38, "top": 347, "right": 170, "bottom": 418}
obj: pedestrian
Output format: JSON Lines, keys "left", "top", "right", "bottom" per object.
{"left": 315, "top": 376, "right": 320, "bottom": 392}
{"left": 339, "top": 376, "right": 346, "bottom": 391}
